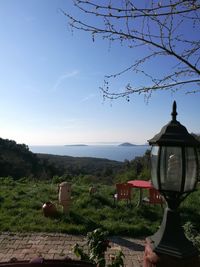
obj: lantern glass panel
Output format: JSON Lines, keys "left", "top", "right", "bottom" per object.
{"left": 184, "top": 147, "right": 197, "bottom": 192}
{"left": 151, "top": 145, "right": 159, "bottom": 189}
{"left": 160, "top": 147, "right": 182, "bottom": 191}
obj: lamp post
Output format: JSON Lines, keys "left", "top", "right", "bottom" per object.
{"left": 146, "top": 101, "right": 200, "bottom": 261}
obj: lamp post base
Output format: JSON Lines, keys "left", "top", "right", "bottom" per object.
{"left": 147, "top": 207, "right": 199, "bottom": 258}
{"left": 143, "top": 238, "right": 200, "bottom": 267}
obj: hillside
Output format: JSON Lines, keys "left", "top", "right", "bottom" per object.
{"left": 37, "top": 153, "right": 123, "bottom": 180}
{"left": 0, "top": 137, "right": 124, "bottom": 180}
{"left": 2, "top": 134, "right": 199, "bottom": 182}
{"left": 0, "top": 138, "right": 42, "bottom": 179}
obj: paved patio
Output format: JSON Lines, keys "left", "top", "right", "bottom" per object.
{"left": 0, "top": 233, "right": 145, "bottom": 266}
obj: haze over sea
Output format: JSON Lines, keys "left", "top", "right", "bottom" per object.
{"left": 29, "top": 144, "right": 150, "bottom": 162}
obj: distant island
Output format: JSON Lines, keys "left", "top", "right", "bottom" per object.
{"left": 119, "top": 142, "right": 136, "bottom": 147}
{"left": 65, "top": 144, "right": 88, "bottom": 147}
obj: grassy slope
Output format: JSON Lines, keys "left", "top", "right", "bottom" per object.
{"left": 0, "top": 177, "right": 199, "bottom": 237}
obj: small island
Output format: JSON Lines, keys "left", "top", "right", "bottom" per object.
{"left": 119, "top": 142, "right": 136, "bottom": 147}
{"left": 65, "top": 144, "right": 88, "bottom": 147}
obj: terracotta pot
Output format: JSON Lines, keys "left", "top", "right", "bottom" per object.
{"left": 42, "top": 202, "right": 57, "bottom": 217}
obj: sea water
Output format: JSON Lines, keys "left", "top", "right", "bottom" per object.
{"left": 29, "top": 145, "right": 150, "bottom": 162}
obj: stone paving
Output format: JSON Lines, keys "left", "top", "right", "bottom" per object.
{"left": 0, "top": 233, "right": 145, "bottom": 266}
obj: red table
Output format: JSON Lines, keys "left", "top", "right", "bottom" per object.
{"left": 128, "top": 180, "right": 154, "bottom": 206}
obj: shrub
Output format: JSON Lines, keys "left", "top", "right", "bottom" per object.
{"left": 183, "top": 221, "right": 200, "bottom": 251}
{"left": 73, "top": 228, "right": 124, "bottom": 267}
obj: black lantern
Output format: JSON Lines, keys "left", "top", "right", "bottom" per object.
{"left": 147, "top": 101, "right": 200, "bottom": 258}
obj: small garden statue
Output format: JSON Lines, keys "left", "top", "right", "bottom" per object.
{"left": 89, "top": 185, "right": 97, "bottom": 195}
{"left": 58, "top": 182, "right": 72, "bottom": 213}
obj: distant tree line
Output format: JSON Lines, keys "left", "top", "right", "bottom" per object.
{"left": 114, "top": 149, "right": 151, "bottom": 183}
{"left": 192, "top": 133, "right": 200, "bottom": 143}
{"left": 0, "top": 138, "right": 42, "bottom": 179}
{"left": 1, "top": 136, "right": 199, "bottom": 183}
{"left": 0, "top": 138, "right": 123, "bottom": 181}
{"left": 37, "top": 153, "right": 123, "bottom": 183}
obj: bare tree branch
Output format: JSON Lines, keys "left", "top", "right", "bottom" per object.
{"left": 62, "top": 0, "right": 200, "bottom": 100}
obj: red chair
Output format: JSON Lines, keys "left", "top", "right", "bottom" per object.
{"left": 113, "top": 183, "right": 132, "bottom": 205}
{"left": 143, "top": 188, "right": 164, "bottom": 208}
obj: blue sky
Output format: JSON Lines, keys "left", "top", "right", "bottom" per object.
{"left": 0, "top": 0, "right": 199, "bottom": 146}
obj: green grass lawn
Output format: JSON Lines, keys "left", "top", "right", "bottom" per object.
{"left": 0, "top": 177, "right": 199, "bottom": 238}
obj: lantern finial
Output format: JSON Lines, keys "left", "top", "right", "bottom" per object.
{"left": 171, "top": 101, "right": 177, "bottom": 122}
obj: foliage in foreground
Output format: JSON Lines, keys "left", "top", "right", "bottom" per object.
{"left": 73, "top": 228, "right": 124, "bottom": 267}
{"left": 183, "top": 222, "right": 200, "bottom": 251}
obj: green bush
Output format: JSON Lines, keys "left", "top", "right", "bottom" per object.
{"left": 183, "top": 221, "right": 200, "bottom": 251}
{"left": 73, "top": 228, "right": 124, "bottom": 267}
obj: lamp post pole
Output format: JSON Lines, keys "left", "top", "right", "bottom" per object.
{"left": 143, "top": 101, "right": 200, "bottom": 267}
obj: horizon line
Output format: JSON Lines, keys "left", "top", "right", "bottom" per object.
{"left": 28, "top": 142, "right": 149, "bottom": 146}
